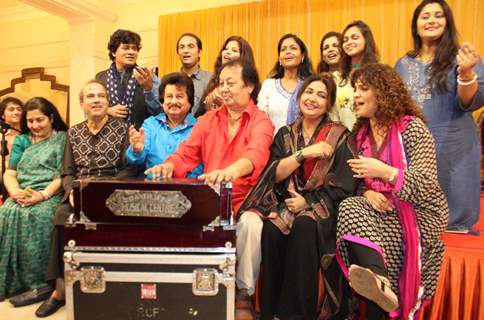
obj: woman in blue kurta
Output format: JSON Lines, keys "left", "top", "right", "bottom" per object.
{"left": 395, "top": 0, "right": 484, "bottom": 229}
{"left": 0, "top": 97, "right": 67, "bottom": 299}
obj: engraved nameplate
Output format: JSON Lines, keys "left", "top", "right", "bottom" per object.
{"left": 105, "top": 190, "right": 191, "bottom": 218}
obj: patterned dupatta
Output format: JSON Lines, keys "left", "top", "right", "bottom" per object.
{"left": 355, "top": 115, "right": 422, "bottom": 320}
{"left": 239, "top": 118, "right": 346, "bottom": 233}
{"left": 294, "top": 119, "right": 334, "bottom": 188}
{"left": 238, "top": 118, "right": 349, "bottom": 318}
{"left": 106, "top": 62, "right": 138, "bottom": 122}
{"left": 271, "top": 119, "right": 341, "bottom": 233}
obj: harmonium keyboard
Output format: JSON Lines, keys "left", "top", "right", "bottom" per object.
{"left": 63, "top": 177, "right": 236, "bottom": 320}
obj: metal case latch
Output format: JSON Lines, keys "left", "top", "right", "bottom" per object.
{"left": 80, "top": 266, "right": 106, "bottom": 294}
{"left": 192, "top": 268, "right": 219, "bottom": 296}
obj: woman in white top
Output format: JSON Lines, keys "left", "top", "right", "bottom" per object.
{"left": 258, "top": 34, "right": 313, "bottom": 132}
{"left": 317, "top": 31, "right": 355, "bottom": 130}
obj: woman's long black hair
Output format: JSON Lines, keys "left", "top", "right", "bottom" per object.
{"left": 407, "top": 0, "right": 459, "bottom": 93}
{"left": 21, "top": 97, "right": 68, "bottom": 134}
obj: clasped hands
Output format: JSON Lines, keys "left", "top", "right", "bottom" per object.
{"left": 10, "top": 187, "right": 44, "bottom": 207}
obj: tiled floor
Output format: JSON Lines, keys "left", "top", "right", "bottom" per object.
{"left": 0, "top": 300, "right": 66, "bottom": 320}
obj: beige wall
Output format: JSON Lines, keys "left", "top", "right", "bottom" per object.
{"left": 0, "top": 14, "right": 70, "bottom": 90}
{"left": 0, "top": 0, "right": 244, "bottom": 124}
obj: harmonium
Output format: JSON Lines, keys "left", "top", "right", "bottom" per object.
{"left": 63, "top": 177, "right": 236, "bottom": 320}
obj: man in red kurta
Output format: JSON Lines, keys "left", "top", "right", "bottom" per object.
{"left": 147, "top": 59, "right": 274, "bottom": 314}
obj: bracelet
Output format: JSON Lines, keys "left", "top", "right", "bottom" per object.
{"left": 457, "top": 74, "right": 477, "bottom": 86}
{"left": 40, "top": 190, "right": 51, "bottom": 200}
{"left": 388, "top": 168, "right": 398, "bottom": 184}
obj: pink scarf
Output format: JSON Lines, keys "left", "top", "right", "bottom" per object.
{"left": 355, "top": 115, "right": 422, "bottom": 320}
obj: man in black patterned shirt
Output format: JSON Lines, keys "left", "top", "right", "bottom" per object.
{"left": 35, "top": 80, "right": 132, "bottom": 318}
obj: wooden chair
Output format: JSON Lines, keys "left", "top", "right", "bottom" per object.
{"left": 0, "top": 67, "right": 69, "bottom": 124}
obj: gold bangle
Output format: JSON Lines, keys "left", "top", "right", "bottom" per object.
{"left": 388, "top": 168, "right": 398, "bottom": 184}
{"left": 40, "top": 190, "right": 51, "bottom": 200}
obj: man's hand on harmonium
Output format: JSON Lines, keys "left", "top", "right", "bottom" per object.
{"left": 145, "top": 162, "right": 175, "bottom": 179}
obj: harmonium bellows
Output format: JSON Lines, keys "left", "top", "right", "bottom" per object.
{"left": 63, "top": 177, "right": 236, "bottom": 320}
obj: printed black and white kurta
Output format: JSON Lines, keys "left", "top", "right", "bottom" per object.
{"left": 337, "top": 118, "right": 448, "bottom": 301}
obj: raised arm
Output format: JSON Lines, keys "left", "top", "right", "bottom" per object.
{"left": 457, "top": 43, "right": 484, "bottom": 110}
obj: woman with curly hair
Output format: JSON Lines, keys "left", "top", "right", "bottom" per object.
{"left": 195, "top": 35, "right": 256, "bottom": 116}
{"left": 336, "top": 63, "right": 448, "bottom": 320}
{"left": 395, "top": 0, "right": 484, "bottom": 230}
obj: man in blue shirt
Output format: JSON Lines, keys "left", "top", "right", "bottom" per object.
{"left": 126, "top": 72, "right": 203, "bottom": 177}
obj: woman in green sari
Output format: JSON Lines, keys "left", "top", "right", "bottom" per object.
{"left": 0, "top": 97, "right": 68, "bottom": 300}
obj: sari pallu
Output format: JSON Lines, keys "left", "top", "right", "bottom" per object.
{"left": 0, "top": 132, "right": 65, "bottom": 296}
{"left": 239, "top": 118, "right": 357, "bottom": 318}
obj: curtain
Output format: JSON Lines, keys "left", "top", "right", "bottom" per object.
{"left": 158, "top": 0, "right": 483, "bottom": 79}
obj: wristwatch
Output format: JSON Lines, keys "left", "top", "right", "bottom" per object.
{"left": 295, "top": 150, "right": 305, "bottom": 164}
